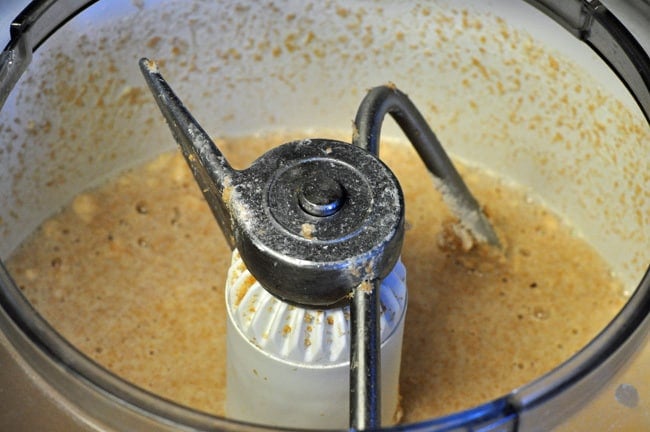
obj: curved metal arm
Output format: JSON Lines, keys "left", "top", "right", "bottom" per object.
{"left": 353, "top": 85, "right": 501, "bottom": 247}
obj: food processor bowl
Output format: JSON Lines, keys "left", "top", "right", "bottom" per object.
{"left": 0, "top": 1, "right": 649, "bottom": 430}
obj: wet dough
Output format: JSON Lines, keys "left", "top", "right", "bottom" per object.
{"left": 6, "top": 133, "right": 625, "bottom": 423}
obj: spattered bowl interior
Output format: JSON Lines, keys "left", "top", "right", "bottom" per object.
{"left": 0, "top": 0, "right": 648, "bottom": 430}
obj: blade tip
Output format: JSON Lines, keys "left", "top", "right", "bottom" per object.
{"left": 138, "top": 57, "right": 159, "bottom": 74}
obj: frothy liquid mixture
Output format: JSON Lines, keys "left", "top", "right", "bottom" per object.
{"left": 6, "top": 133, "right": 625, "bottom": 423}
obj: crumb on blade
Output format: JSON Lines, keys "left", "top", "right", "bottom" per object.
{"left": 301, "top": 223, "right": 315, "bottom": 239}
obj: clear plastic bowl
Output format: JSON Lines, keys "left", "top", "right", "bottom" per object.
{"left": 0, "top": 1, "right": 648, "bottom": 430}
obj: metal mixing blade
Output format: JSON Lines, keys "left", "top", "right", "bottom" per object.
{"left": 139, "top": 57, "right": 499, "bottom": 430}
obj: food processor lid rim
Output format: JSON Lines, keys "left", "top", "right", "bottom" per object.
{"left": 0, "top": 0, "right": 648, "bottom": 431}
{"left": 0, "top": 0, "right": 98, "bottom": 108}
{"left": 524, "top": 0, "right": 650, "bottom": 123}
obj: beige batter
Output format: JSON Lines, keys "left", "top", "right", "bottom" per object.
{"left": 6, "top": 133, "right": 625, "bottom": 424}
